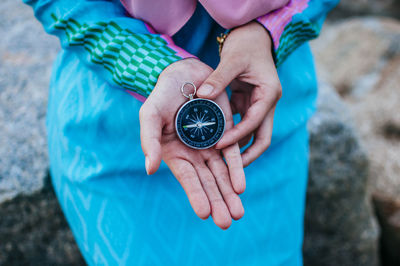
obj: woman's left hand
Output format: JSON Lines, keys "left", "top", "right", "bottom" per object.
{"left": 139, "top": 58, "right": 245, "bottom": 230}
{"left": 197, "top": 21, "right": 282, "bottom": 167}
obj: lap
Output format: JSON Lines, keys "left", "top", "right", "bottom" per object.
{"left": 47, "top": 50, "right": 309, "bottom": 266}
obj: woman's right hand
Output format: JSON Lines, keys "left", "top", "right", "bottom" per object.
{"left": 139, "top": 58, "right": 246, "bottom": 230}
{"left": 197, "top": 22, "right": 282, "bottom": 167}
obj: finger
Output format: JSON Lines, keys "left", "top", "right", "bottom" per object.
{"left": 216, "top": 87, "right": 278, "bottom": 149}
{"left": 214, "top": 93, "right": 246, "bottom": 195}
{"left": 139, "top": 103, "right": 163, "bottom": 175}
{"left": 222, "top": 143, "right": 246, "bottom": 195}
{"left": 194, "top": 163, "right": 232, "bottom": 229}
{"left": 216, "top": 99, "right": 267, "bottom": 149}
{"left": 241, "top": 109, "right": 275, "bottom": 167}
{"left": 167, "top": 159, "right": 211, "bottom": 220}
{"left": 197, "top": 58, "right": 242, "bottom": 99}
{"left": 207, "top": 151, "right": 245, "bottom": 220}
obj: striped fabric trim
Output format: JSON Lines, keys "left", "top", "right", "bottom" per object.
{"left": 50, "top": 13, "right": 185, "bottom": 98}
{"left": 256, "top": 0, "right": 321, "bottom": 67}
{"left": 274, "top": 20, "right": 319, "bottom": 66}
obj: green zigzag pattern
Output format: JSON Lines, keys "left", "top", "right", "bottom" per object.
{"left": 275, "top": 20, "right": 320, "bottom": 67}
{"left": 50, "top": 13, "right": 182, "bottom": 98}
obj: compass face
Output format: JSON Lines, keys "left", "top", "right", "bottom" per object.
{"left": 175, "top": 98, "right": 225, "bottom": 149}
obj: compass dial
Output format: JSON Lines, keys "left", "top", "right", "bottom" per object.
{"left": 175, "top": 98, "right": 225, "bottom": 149}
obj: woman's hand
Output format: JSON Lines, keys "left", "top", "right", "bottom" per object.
{"left": 139, "top": 58, "right": 245, "bottom": 230}
{"left": 197, "top": 22, "right": 282, "bottom": 167}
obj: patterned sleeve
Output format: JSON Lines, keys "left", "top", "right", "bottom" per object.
{"left": 256, "top": 0, "right": 340, "bottom": 67}
{"left": 23, "top": 0, "right": 195, "bottom": 102}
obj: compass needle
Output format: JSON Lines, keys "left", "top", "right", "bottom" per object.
{"left": 202, "top": 122, "right": 216, "bottom": 127}
{"left": 183, "top": 124, "right": 198, "bottom": 128}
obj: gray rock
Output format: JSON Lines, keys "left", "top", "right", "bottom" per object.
{"left": 311, "top": 17, "right": 400, "bottom": 98}
{"left": 0, "top": 1, "right": 84, "bottom": 265}
{"left": 329, "top": 0, "right": 400, "bottom": 20}
{"left": 304, "top": 83, "right": 380, "bottom": 266}
{"left": 310, "top": 18, "right": 400, "bottom": 199}
{"left": 0, "top": 0, "right": 58, "bottom": 202}
{"left": 0, "top": 174, "right": 85, "bottom": 265}
{"left": 311, "top": 18, "right": 400, "bottom": 265}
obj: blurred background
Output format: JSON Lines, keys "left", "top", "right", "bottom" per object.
{"left": 0, "top": 0, "right": 399, "bottom": 265}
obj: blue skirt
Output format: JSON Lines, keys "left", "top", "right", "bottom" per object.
{"left": 46, "top": 7, "right": 318, "bottom": 265}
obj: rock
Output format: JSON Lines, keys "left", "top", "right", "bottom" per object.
{"left": 312, "top": 18, "right": 400, "bottom": 265}
{"left": 311, "top": 17, "right": 400, "bottom": 98}
{"left": 329, "top": 0, "right": 400, "bottom": 20}
{"left": 0, "top": 174, "right": 85, "bottom": 265}
{"left": 373, "top": 194, "right": 400, "bottom": 266}
{"left": 350, "top": 55, "right": 400, "bottom": 201}
{"left": 0, "top": 1, "right": 84, "bottom": 265}
{"left": 0, "top": 0, "right": 58, "bottom": 202}
{"left": 311, "top": 16, "right": 400, "bottom": 203}
{"left": 304, "top": 82, "right": 380, "bottom": 266}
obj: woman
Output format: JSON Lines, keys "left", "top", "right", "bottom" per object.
{"left": 24, "top": 0, "right": 338, "bottom": 264}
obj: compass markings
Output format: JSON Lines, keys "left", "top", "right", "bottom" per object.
{"left": 176, "top": 98, "right": 225, "bottom": 149}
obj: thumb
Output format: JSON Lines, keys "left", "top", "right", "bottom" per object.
{"left": 197, "top": 59, "right": 242, "bottom": 99}
{"left": 139, "top": 103, "right": 163, "bottom": 175}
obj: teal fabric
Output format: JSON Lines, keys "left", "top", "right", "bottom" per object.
{"left": 44, "top": 3, "right": 325, "bottom": 266}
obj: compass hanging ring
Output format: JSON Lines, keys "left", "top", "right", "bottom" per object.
{"left": 175, "top": 82, "right": 226, "bottom": 149}
{"left": 181, "top": 82, "right": 197, "bottom": 100}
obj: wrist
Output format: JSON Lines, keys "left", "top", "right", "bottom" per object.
{"left": 219, "top": 21, "right": 272, "bottom": 59}
{"left": 251, "top": 20, "right": 274, "bottom": 56}
{"left": 239, "top": 21, "right": 272, "bottom": 47}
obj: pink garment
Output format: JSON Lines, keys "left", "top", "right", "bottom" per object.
{"left": 120, "top": 0, "right": 289, "bottom": 35}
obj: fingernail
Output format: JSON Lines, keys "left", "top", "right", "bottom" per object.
{"left": 145, "top": 156, "right": 150, "bottom": 175}
{"left": 198, "top": 84, "right": 213, "bottom": 96}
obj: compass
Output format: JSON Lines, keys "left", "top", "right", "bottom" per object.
{"left": 175, "top": 82, "right": 225, "bottom": 149}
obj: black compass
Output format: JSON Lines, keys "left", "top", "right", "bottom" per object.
{"left": 175, "top": 83, "right": 225, "bottom": 149}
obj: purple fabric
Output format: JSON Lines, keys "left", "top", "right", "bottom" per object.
{"left": 120, "top": 0, "right": 289, "bottom": 35}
